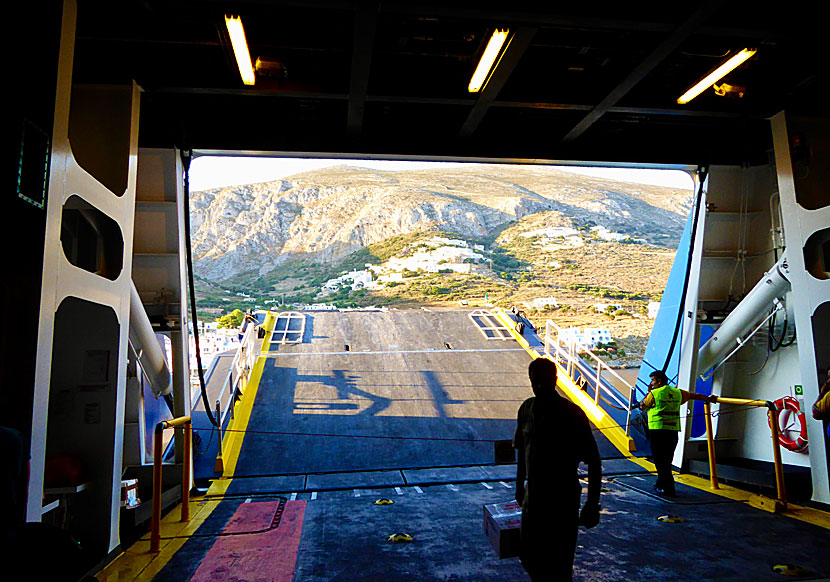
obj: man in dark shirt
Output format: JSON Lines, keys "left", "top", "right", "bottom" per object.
{"left": 514, "top": 357, "right": 602, "bottom": 581}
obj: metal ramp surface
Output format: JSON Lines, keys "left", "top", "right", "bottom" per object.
{"left": 231, "top": 309, "right": 535, "bottom": 479}
{"left": 468, "top": 309, "right": 513, "bottom": 340}
{"left": 223, "top": 309, "right": 628, "bottom": 491}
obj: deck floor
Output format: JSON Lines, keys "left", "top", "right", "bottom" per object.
{"left": 154, "top": 475, "right": 830, "bottom": 582}
{"left": 117, "top": 309, "right": 830, "bottom": 582}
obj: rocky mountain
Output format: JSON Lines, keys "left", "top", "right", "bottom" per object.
{"left": 190, "top": 164, "right": 693, "bottom": 281}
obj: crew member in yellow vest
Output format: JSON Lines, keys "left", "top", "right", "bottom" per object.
{"left": 639, "top": 370, "right": 715, "bottom": 496}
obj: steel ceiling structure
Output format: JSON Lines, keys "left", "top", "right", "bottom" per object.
{"left": 55, "top": 1, "right": 823, "bottom": 165}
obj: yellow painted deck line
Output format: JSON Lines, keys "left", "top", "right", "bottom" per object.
{"left": 205, "top": 476, "right": 233, "bottom": 497}
{"left": 674, "top": 473, "right": 830, "bottom": 529}
{"left": 780, "top": 502, "right": 830, "bottom": 529}
{"left": 96, "top": 498, "right": 223, "bottom": 581}
{"left": 673, "top": 473, "right": 754, "bottom": 502}
{"left": 493, "top": 308, "right": 635, "bottom": 454}
{"left": 218, "top": 311, "right": 276, "bottom": 478}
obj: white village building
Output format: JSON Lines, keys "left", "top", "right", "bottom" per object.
{"left": 559, "top": 327, "right": 613, "bottom": 350}
{"left": 322, "top": 269, "right": 374, "bottom": 292}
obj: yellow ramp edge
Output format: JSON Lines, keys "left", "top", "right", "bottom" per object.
{"left": 213, "top": 310, "right": 274, "bottom": 480}
{"left": 492, "top": 308, "right": 635, "bottom": 455}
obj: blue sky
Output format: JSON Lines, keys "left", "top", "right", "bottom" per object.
{"left": 190, "top": 155, "right": 695, "bottom": 192}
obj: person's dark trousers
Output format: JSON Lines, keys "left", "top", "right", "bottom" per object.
{"left": 649, "top": 429, "right": 679, "bottom": 495}
{"left": 519, "top": 488, "right": 580, "bottom": 581}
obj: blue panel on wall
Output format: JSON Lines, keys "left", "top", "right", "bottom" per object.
{"left": 690, "top": 325, "right": 716, "bottom": 438}
{"left": 635, "top": 208, "right": 695, "bottom": 402}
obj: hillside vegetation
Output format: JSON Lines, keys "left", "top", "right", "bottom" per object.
{"left": 191, "top": 164, "right": 692, "bottom": 365}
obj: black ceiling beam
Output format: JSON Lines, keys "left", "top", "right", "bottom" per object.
{"left": 381, "top": 3, "right": 795, "bottom": 41}
{"left": 560, "top": 1, "right": 720, "bottom": 145}
{"left": 491, "top": 101, "right": 756, "bottom": 119}
{"left": 458, "top": 27, "right": 536, "bottom": 138}
{"left": 347, "top": 1, "right": 378, "bottom": 137}
{"left": 150, "top": 87, "right": 755, "bottom": 120}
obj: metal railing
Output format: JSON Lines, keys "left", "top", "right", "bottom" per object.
{"left": 542, "top": 321, "right": 788, "bottom": 511}
{"left": 213, "top": 321, "right": 260, "bottom": 471}
{"left": 151, "top": 416, "right": 191, "bottom": 552}
{"left": 543, "top": 319, "right": 635, "bottom": 433}
{"left": 703, "top": 397, "right": 787, "bottom": 509}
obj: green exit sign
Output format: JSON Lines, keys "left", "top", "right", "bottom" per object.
{"left": 794, "top": 385, "right": 803, "bottom": 396}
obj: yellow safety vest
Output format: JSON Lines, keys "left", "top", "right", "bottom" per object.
{"left": 647, "top": 385, "right": 682, "bottom": 431}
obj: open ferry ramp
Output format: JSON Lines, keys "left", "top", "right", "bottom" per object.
{"left": 98, "top": 309, "right": 830, "bottom": 582}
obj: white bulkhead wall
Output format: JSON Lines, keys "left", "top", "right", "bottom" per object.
{"left": 772, "top": 112, "right": 830, "bottom": 504}
{"left": 674, "top": 163, "right": 812, "bottom": 477}
{"left": 30, "top": 0, "right": 143, "bottom": 556}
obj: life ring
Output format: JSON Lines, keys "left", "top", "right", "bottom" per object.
{"left": 770, "top": 396, "right": 808, "bottom": 454}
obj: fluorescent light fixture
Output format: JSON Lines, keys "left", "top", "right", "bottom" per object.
{"left": 468, "top": 29, "right": 510, "bottom": 93}
{"left": 225, "top": 15, "right": 256, "bottom": 86}
{"left": 677, "top": 48, "right": 756, "bottom": 104}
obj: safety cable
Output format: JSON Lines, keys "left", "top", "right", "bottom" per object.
{"left": 181, "top": 149, "right": 219, "bottom": 428}
{"left": 768, "top": 308, "right": 786, "bottom": 352}
{"left": 643, "top": 165, "right": 708, "bottom": 380}
{"left": 190, "top": 401, "right": 766, "bottom": 442}
{"left": 597, "top": 391, "right": 629, "bottom": 412}
{"left": 662, "top": 165, "right": 708, "bottom": 373}
{"left": 627, "top": 168, "right": 705, "bottom": 402}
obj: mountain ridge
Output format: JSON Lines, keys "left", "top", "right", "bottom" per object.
{"left": 190, "top": 164, "right": 692, "bottom": 282}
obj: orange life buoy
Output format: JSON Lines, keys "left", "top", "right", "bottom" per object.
{"left": 771, "top": 396, "right": 808, "bottom": 454}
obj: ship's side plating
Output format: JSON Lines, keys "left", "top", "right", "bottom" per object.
{"left": 642, "top": 125, "right": 830, "bottom": 504}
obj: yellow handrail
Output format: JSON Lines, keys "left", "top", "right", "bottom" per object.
{"left": 703, "top": 402, "right": 719, "bottom": 490}
{"left": 706, "top": 397, "right": 786, "bottom": 507}
{"left": 150, "top": 416, "right": 192, "bottom": 553}
{"left": 713, "top": 396, "right": 768, "bottom": 407}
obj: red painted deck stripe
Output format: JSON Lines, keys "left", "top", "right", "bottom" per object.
{"left": 190, "top": 500, "right": 306, "bottom": 582}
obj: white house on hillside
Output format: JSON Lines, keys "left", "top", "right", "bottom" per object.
{"left": 559, "top": 327, "right": 613, "bottom": 350}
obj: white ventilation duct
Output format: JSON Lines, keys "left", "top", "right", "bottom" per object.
{"left": 696, "top": 255, "right": 792, "bottom": 378}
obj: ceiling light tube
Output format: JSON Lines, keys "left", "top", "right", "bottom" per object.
{"left": 468, "top": 29, "right": 510, "bottom": 93}
{"left": 677, "top": 48, "right": 756, "bottom": 104}
{"left": 225, "top": 15, "right": 256, "bottom": 86}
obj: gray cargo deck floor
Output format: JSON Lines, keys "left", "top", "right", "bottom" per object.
{"left": 151, "top": 310, "right": 830, "bottom": 582}
{"left": 156, "top": 474, "right": 830, "bottom": 582}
